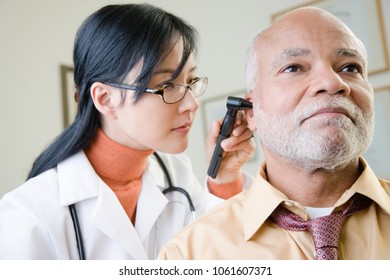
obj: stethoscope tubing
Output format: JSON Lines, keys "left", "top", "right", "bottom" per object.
{"left": 69, "top": 203, "right": 86, "bottom": 260}
{"left": 154, "top": 152, "right": 196, "bottom": 212}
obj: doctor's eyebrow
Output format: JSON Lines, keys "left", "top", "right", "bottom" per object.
{"left": 271, "top": 48, "right": 310, "bottom": 67}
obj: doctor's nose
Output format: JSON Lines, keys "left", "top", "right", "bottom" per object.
{"left": 181, "top": 89, "right": 199, "bottom": 112}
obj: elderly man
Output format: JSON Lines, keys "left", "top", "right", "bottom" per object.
{"left": 158, "top": 6, "right": 390, "bottom": 260}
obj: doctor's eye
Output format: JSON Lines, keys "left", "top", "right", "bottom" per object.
{"left": 187, "top": 77, "right": 200, "bottom": 85}
{"left": 341, "top": 63, "right": 362, "bottom": 73}
{"left": 160, "top": 83, "right": 175, "bottom": 92}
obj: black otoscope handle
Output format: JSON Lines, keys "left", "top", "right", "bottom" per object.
{"left": 207, "top": 109, "right": 237, "bottom": 178}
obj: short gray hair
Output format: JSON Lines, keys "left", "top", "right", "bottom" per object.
{"left": 244, "top": 29, "right": 265, "bottom": 92}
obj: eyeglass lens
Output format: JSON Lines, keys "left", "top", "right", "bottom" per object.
{"left": 163, "top": 78, "right": 207, "bottom": 104}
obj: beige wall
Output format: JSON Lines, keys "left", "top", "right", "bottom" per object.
{"left": 1, "top": 0, "right": 390, "bottom": 198}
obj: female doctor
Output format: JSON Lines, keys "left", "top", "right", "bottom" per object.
{"left": 0, "top": 4, "right": 254, "bottom": 259}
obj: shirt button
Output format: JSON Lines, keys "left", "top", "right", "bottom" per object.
{"left": 284, "top": 201, "right": 294, "bottom": 207}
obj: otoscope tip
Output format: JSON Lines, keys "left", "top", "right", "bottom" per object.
{"left": 227, "top": 96, "right": 252, "bottom": 109}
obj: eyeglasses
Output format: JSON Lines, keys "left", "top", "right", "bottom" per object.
{"left": 104, "top": 77, "right": 208, "bottom": 104}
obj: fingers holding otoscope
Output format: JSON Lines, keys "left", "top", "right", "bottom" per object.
{"left": 220, "top": 118, "right": 254, "bottom": 152}
{"left": 219, "top": 111, "right": 251, "bottom": 150}
{"left": 207, "top": 96, "right": 255, "bottom": 179}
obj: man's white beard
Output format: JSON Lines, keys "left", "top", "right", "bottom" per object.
{"left": 255, "top": 97, "right": 374, "bottom": 173}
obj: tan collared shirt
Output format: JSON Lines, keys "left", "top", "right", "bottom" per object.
{"left": 158, "top": 158, "right": 390, "bottom": 259}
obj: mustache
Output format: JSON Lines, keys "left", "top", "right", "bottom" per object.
{"left": 294, "top": 97, "right": 361, "bottom": 125}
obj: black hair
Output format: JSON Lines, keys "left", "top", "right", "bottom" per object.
{"left": 27, "top": 3, "right": 197, "bottom": 179}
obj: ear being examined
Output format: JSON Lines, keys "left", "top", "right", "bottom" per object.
{"left": 244, "top": 92, "right": 257, "bottom": 132}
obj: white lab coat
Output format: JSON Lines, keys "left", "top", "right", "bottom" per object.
{"left": 0, "top": 151, "right": 251, "bottom": 260}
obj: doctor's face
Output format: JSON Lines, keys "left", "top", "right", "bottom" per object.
{"left": 106, "top": 41, "right": 200, "bottom": 154}
{"left": 249, "top": 8, "right": 374, "bottom": 171}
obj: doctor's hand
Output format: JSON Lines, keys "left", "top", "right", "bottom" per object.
{"left": 206, "top": 110, "right": 255, "bottom": 184}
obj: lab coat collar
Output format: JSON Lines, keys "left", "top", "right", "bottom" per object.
{"left": 58, "top": 151, "right": 99, "bottom": 206}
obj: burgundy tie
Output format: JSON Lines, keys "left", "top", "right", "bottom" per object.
{"left": 270, "top": 193, "right": 372, "bottom": 260}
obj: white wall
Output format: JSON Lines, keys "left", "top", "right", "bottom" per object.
{"left": 1, "top": 0, "right": 389, "bottom": 198}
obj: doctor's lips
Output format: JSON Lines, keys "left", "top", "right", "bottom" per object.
{"left": 172, "top": 122, "right": 191, "bottom": 133}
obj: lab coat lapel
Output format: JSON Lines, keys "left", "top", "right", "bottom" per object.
{"left": 90, "top": 179, "right": 148, "bottom": 260}
{"left": 135, "top": 172, "right": 168, "bottom": 242}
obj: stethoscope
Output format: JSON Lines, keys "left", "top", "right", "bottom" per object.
{"left": 68, "top": 152, "right": 196, "bottom": 260}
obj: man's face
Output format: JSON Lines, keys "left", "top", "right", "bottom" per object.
{"left": 250, "top": 10, "right": 374, "bottom": 172}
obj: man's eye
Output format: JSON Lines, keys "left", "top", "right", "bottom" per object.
{"left": 341, "top": 64, "right": 362, "bottom": 73}
{"left": 282, "top": 64, "right": 301, "bottom": 73}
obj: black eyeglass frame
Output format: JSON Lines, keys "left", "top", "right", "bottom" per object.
{"left": 104, "top": 77, "right": 208, "bottom": 104}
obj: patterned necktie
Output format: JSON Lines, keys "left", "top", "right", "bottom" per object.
{"left": 270, "top": 193, "right": 372, "bottom": 260}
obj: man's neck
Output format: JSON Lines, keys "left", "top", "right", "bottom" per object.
{"left": 264, "top": 153, "right": 362, "bottom": 207}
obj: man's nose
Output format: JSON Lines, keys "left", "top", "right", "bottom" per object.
{"left": 311, "top": 66, "right": 351, "bottom": 96}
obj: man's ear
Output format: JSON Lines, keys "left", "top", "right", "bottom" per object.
{"left": 244, "top": 92, "right": 257, "bottom": 132}
{"left": 90, "top": 82, "right": 120, "bottom": 119}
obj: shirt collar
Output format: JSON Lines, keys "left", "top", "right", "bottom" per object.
{"left": 243, "top": 163, "right": 285, "bottom": 241}
{"left": 346, "top": 157, "right": 390, "bottom": 215}
{"left": 243, "top": 157, "right": 390, "bottom": 241}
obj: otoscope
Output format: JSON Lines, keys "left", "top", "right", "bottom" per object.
{"left": 207, "top": 96, "right": 253, "bottom": 178}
